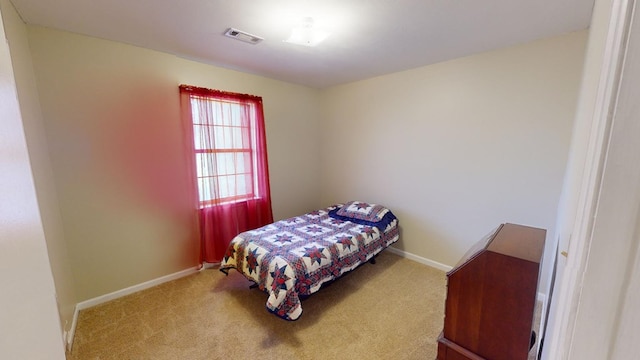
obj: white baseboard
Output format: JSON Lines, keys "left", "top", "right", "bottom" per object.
{"left": 387, "top": 247, "right": 549, "bottom": 301}
{"left": 65, "top": 266, "right": 200, "bottom": 351}
{"left": 64, "top": 253, "right": 548, "bottom": 352}
{"left": 537, "top": 292, "right": 547, "bottom": 305}
{"left": 67, "top": 308, "right": 78, "bottom": 352}
{"left": 387, "top": 246, "right": 453, "bottom": 272}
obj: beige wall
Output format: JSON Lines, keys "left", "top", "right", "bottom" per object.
{"left": 26, "top": 26, "right": 323, "bottom": 302}
{"left": 320, "top": 30, "right": 588, "bottom": 291}
{"left": 0, "top": 0, "right": 77, "bottom": 333}
{"left": 0, "top": 3, "right": 65, "bottom": 358}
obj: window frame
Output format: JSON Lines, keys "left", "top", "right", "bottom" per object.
{"left": 189, "top": 94, "right": 261, "bottom": 207}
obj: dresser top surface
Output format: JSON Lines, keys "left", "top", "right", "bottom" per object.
{"left": 487, "top": 223, "right": 545, "bottom": 263}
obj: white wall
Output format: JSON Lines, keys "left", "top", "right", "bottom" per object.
{"left": 26, "top": 26, "right": 323, "bottom": 302}
{"left": 0, "top": 4, "right": 65, "bottom": 358}
{"left": 551, "top": 0, "right": 640, "bottom": 357}
{"left": 320, "top": 31, "right": 588, "bottom": 291}
{"left": 0, "top": 0, "right": 77, "bottom": 334}
{"left": 541, "top": 0, "right": 616, "bottom": 357}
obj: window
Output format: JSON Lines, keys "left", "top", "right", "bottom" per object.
{"left": 180, "top": 85, "right": 270, "bottom": 207}
{"left": 180, "top": 85, "right": 273, "bottom": 262}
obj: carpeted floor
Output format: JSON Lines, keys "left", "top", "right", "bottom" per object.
{"left": 66, "top": 251, "right": 540, "bottom": 359}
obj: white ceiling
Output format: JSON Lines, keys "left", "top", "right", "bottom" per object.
{"left": 9, "top": 0, "right": 594, "bottom": 89}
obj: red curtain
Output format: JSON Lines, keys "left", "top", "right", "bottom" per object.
{"left": 180, "top": 85, "right": 273, "bottom": 263}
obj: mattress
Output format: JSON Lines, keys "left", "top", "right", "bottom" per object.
{"left": 220, "top": 201, "right": 399, "bottom": 320}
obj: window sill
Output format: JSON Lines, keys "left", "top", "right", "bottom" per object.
{"left": 199, "top": 197, "right": 260, "bottom": 209}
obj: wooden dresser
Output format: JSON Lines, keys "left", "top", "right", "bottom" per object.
{"left": 437, "top": 223, "right": 545, "bottom": 360}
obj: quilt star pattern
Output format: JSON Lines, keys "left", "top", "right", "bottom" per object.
{"left": 220, "top": 204, "right": 399, "bottom": 320}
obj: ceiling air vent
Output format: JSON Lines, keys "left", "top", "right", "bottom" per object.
{"left": 223, "top": 28, "right": 263, "bottom": 45}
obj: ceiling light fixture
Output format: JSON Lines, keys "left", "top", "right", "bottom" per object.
{"left": 284, "top": 17, "right": 330, "bottom": 47}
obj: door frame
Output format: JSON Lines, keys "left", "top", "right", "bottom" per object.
{"left": 544, "top": 0, "right": 634, "bottom": 358}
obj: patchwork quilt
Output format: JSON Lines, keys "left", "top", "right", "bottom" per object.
{"left": 219, "top": 201, "right": 399, "bottom": 320}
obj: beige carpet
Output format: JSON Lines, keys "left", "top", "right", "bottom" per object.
{"left": 66, "top": 251, "right": 540, "bottom": 360}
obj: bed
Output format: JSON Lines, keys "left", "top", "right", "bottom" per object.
{"left": 219, "top": 201, "right": 399, "bottom": 320}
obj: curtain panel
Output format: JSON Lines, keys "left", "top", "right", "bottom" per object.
{"left": 179, "top": 85, "right": 273, "bottom": 263}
